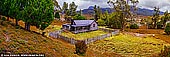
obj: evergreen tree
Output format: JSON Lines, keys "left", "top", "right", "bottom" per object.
{"left": 107, "top": 0, "right": 139, "bottom": 31}
{"left": 0, "top": 0, "right": 54, "bottom": 31}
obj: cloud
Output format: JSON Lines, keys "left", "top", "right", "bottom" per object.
{"left": 137, "top": 0, "right": 170, "bottom": 12}
{"left": 58, "top": 0, "right": 170, "bottom": 12}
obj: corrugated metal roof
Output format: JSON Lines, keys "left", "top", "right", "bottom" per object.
{"left": 71, "top": 24, "right": 89, "bottom": 27}
{"left": 73, "top": 20, "right": 94, "bottom": 25}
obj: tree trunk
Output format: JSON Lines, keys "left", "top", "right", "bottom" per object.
{"left": 120, "top": 13, "right": 125, "bottom": 32}
{"left": 15, "top": 19, "right": 18, "bottom": 26}
{"left": 27, "top": 22, "right": 30, "bottom": 31}
{"left": 25, "top": 22, "right": 27, "bottom": 30}
{"left": 42, "top": 32, "right": 46, "bottom": 36}
{"left": 25, "top": 22, "right": 30, "bottom": 31}
{"left": 7, "top": 17, "right": 9, "bottom": 21}
{"left": 154, "top": 21, "right": 157, "bottom": 29}
{"left": 0, "top": 15, "right": 1, "bottom": 19}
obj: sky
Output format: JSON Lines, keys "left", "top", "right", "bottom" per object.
{"left": 58, "top": 0, "right": 170, "bottom": 12}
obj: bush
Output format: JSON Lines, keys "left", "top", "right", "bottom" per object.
{"left": 73, "top": 14, "right": 86, "bottom": 20}
{"left": 165, "top": 23, "right": 170, "bottom": 35}
{"left": 1, "top": 17, "right": 6, "bottom": 25}
{"left": 55, "top": 12, "right": 60, "bottom": 18}
{"left": 97, "top": 19, "right": 105, "bottom": 26}
{"left": 157, "top": 22, "right": 163, "bottom": 29}
{"left": 160, "top": 46, "right": 170, "bottom": 57}
{"left": 130, "top": 24, "right": 139, "bottom": 29}
{"left": 75, "top": 40, "right": 87, "bottom": 56}
{"left": 2, "top": 17, "right": 6, "bottom": 21}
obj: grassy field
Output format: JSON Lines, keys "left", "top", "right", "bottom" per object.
{"left": 88, "top": 33, "right": 170, "bottom": 57}
{"left": 0, "top": 19, "right": 123, "bottom": 57}
{"left": 61, "top": 30, "right": 107, "bottom": 40}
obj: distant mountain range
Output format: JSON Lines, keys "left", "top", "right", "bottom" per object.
{"left": 81, "top": 6, "right": 164, "bottom": 16}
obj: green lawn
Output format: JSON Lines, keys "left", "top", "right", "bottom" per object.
{"left": 88, "top": 33, "right": 170, "bottom": 57}
{"left": 61, "top": 30, "right": 108, "bottom": 40}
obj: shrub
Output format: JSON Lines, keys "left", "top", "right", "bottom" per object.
{"left": 160, "top": 46, "right": 170, "bottom": 57}
{"left": 1, "top": 17, "right": 6, "bottom": 25}
{"left": 165, "top": 23, "right": 170, "bottom": 35}
{"left": 130, "top": 24, "right": 139, "bottom": 29}
{"left": 148, "top": 22, "right": 154, "bottom": 29}
{"left": 157, "top": 22, "right": 163, "bottom": 29}
{"left": 75, "top": 40, "right": 87, "bottom": 56}
{"left": 73, "top": 14, "right": 86, "bottom": 20}
{"left": 97, "top": 19, "right": 105, "bottom": 26}
{"left": 55, "top": 12, "right": 60, "bottom": 18}
{"left": 2, "top": 17, "right": 6, "bottom": 21}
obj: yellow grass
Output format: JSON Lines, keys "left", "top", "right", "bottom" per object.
{"left": 88, "top": 33, "right": 170, "bottom": 57}
{"left": 61, "top": 30, "right": 107, "bottom": 40}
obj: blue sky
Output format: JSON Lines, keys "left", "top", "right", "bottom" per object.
{"left": 58, "top": 0, "right": 170, "bottom": 12}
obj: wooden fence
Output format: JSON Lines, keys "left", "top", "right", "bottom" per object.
{"left": 49, "top": 29, "right": 119, "bottom": 45}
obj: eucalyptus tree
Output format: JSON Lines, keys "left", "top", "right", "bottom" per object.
{"left": 107, "top": 0, "right": 139, "bottom": 31}
{"left": 69, "top": 2, "right": 78, "bottom": 16}
{"left": 152, "top": 7, "right": 160, "bottom": 29}
{"left": 53, "top": 0, "right": 61, "bottom": 12}
{"left": 62, "top": 2, "right": 78, "bottom": 21}
{"left": 161, "top": 10, "right": 170, "bottom": 27}
{"left": 94, "top": 5, "right": 102, "bottom": 21}
{"left": 53, "top": 0, "right": 61, "bottom": 19}
{"left": 62, "top": 2, "right": 69, "bottom": 14}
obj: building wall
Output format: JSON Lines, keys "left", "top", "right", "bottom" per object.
{"left": 90, "top": 22, "right": 98, "bottom": 30}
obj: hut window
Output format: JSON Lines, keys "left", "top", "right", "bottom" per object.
{"left": 93, "top": 24, "right": 95, "bottom": 27}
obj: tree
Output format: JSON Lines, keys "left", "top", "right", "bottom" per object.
{"left": 161, "top": 10, "right": 170, "bottom": 27}
{"left": 55, "top": 12, "right": 60, "bottom": 18}
{"left": 0, "top": 0, "right": 10, "bottom": 21}
{"left": 53, "top": 0, "right": 61, "bottom": 12}
{"left": 69, "top": 2, "right": 78, "bottom": 16}
{"left": 107, "top": 0, "right": 139, "bottom": 31}
{"left": 0, "top": 0, "right": 54, "bottom": 31}
{"left": 165, "top": 23, "right": 170, "bottom": 35}
{"left": 75, "top": 41, "right": 87, "bottom": 55}
{"left": 94, "top": 5, "right": 101, "bottom": 21}
{"left": 9, "top": 0, "right": 21, "bottom": 26}
{"left": 97, "top": 19, "right": 105, "bottom": 26}
{"left": 62, "top": 2, "right": 78, "bottom": 21}
{"left": 73, "top": 14, "right": 86, "bottom": 20}
{"left": 152, "top": 7, "right": 160, "bottom": 29}
{"left": 130, "top": 24, "right": 139, "bottom": 29}
{"left": 106, "top": 12, "right": 122, "bottom": 29}
{"left": 62, "top": 2, "right": 69, "bottom": 14}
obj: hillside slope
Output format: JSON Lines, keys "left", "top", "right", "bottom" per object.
{"left": 0, "top": 20, "right": 77, "bottom": 57}
{"left": 0, "top": 19, "right": 122, "bottom": 57}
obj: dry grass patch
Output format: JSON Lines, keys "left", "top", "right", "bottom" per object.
{"left": 88, "top": 33, "right": 170, "bottom": 57}
{"left": 61, "top": 30, "right": 108, "bottom": 40}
